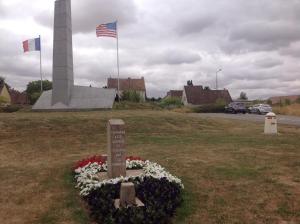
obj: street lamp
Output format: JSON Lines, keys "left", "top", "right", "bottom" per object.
{"left": 216, "top": 68, "right": 222, "bottom": 90}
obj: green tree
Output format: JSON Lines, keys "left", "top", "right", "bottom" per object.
{"left": 26, "top": 80, "right": 52, "bottom": 105}
{"left": 267, "top": 99, "right": 272, "bottom": 105}
{"left": 239, "top": 91, "right": 248, "bottom": 100}
{"left": 121, "top": 90, "right": 141, "bottom": 102}
{"left": 296, "top": 97, "right": 300, "bottom": 104}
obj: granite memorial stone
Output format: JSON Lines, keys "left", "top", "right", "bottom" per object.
{"left": 107, "top": 119, "right": 126, "bottom": 178}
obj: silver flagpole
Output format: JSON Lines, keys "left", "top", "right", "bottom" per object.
{"left": 116, "top": 21, "right": 120, "bottom": 101}
{"left": 39, "top": 35, "right": 43, "bottom": 92}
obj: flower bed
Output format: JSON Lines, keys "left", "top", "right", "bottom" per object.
{"left": 74, "top": 155, "right": 184, "bottom": 224}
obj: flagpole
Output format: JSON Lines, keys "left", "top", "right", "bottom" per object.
{"left": 39, "top": 35, "right": 43, "bottom": 92}
{"left": 116, "top": 21, "right": 120, "bottom": 102}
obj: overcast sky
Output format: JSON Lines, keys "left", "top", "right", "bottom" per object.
{"left": 0, "top": 0, "right": 300, "bottom": 99}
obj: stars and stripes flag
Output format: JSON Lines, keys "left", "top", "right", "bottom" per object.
{"left": 96, "top": 21, "right": 117, "bottom": 38}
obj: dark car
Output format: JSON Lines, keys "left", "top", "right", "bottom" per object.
{"left": 225, "top": 102, "right": 247, "bottom": 114}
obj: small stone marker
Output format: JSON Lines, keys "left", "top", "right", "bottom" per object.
{"left": 114, "top": 182, "right": 144, "bottom": 209}
{"left": 107, "top": 119, "right": 126, "bottom": 178}
{"left": 264, "top": 112, "right": 278, "bottom": 134}
{"left": 120, "top": 182, "right": 137, "bottom": 207}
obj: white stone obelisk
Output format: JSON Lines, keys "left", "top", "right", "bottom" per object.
{"left": 51, "top": 0, "right": 74, "bottom": 106}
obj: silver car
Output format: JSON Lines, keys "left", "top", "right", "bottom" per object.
{"left": 250, "top": 104, "right": 272, "bottom": 114}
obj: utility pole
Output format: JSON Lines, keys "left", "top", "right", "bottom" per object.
{"left": 216, "top": 69, "right": 222, "bottom": 90}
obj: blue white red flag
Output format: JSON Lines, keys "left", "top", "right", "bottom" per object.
{"left": 23, "top": 37, "right": 41, "bottom": 52}
{"left": 96, "top": 22, "right": 117, "bottom": 38}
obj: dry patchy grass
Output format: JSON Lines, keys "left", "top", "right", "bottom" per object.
{"left": 273, "top": 104, "right": 300, "bottom": 116}
{"left": 0, "top": 110, "right": 300, "bottom": 223}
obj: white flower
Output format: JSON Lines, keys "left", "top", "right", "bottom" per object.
{"left": 74, "top": 159, "right": 184, "bottom": 196}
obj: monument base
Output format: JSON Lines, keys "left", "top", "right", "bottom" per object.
{"left": 32, "top": 86, "right": 116, "bottom": 110}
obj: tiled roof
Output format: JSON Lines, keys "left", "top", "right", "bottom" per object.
{"left": 107, "top": 77, "right": 146, "bottom": 92}
{"left": 166, "top": 90, "right": 183, "bottom": 98}
{"left": 184, "top": 85, "right": 232, "bottom": 105}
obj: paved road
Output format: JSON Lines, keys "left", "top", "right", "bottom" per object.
{"left": 189, "top": 113, "right": 300, "bottom": 127}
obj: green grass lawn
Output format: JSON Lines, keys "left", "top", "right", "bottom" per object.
{"left": 0, "top": 110, "right": 300, "bottom": 224}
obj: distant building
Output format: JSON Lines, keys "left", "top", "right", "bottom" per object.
{"left": 182, "top": 84, "right": 232, "bottom": 106}
{"left": 165, "top": 90, "right": 183, "bottom": 99}
{"left": 107, "top": 77, "right": 146, "bottom": 101}
{"left": 0, "top": 80, "right": 29, "bottom": 105}
{"left": 9, "top": 89, "right": 29, "bottom": 105}
{"left": 269, "top": 95, "right": 300, "bottom": 105}
{"left": 0, "top": 80, "right": 11, "bottom": 105}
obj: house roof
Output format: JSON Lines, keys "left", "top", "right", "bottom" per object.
{"left": 107, "top": 77, "right": 146, "bottom": 92}
{"left": 166, "top": 90, "right": 183, "bottom": 98}
{"left": 184, "top": 85, "right": 232, "bottom": 105}
{"left": 269, "top": 95, "right": 300, "bottom": 104}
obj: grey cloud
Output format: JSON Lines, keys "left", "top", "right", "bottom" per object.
{"left": 147, "top": 49, "right": 201, "bottom": 65}
{"left": 35, "top": 0, "right": 137, "bottom": 34}
{"left": 230, "top": 22, "right": 300, "bottom": 49}
{"left": 280, "top": 45, "right": 300, "bottom": 58}
{"left": 176, "top": 15, "right": 215, "bottom": 36}
{"left": 254, "top": 58, "right": 283, "bottom": 69}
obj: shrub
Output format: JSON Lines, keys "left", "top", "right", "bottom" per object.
{"left": 74, "top": 157, "right": 184, "bottom": 224}
{"left": 159, "top": 97, "right": 183, "bottom": 108}
{"left": 29, "top": 92, "right": 42, "bottom": 105}
{"left": 122, "top": 90, "right": 142, "bottom": 102}
{"left": 2, "top": 105, "right": 21, "bottom": 113}
{"left": 85, "top": 177, "right": 183, "bottom": 224}
{"left": 296, "top": 97, "right": 300, "bottom": 104}
{"left": 193, "top": 104, "right": 225, "bottom": 113}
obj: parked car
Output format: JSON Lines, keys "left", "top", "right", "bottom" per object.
{"left": 249, "top": 104, "right": 272, "bottom": 114}
{"left": 225, "top": 102, "right": 247, "bottom": 114}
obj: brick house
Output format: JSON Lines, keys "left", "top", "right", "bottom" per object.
{"left": 182, "top": 85, "right": 232, "bottom": 106}
{"left": 165, "top": 90, "right": 183, "bottom": 99}
{"left": 107, "top": 77, "right": 146, "bottom": 101}
{"left": 269, "top": 95, "right": 300, "bottom": 105}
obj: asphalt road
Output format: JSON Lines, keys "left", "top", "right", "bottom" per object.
{"left": 189, "top": 113, "right": 300, "bottom": 127}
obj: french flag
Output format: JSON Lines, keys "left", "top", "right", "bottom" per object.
{"left": 23, "top": 37, "right": 41, "bottom": 52}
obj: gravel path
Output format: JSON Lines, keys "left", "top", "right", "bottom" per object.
{"left": 189, "top": 113, "right": 300, "bottom": 127}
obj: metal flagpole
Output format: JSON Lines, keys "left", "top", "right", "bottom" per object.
{"left": 116, "top": 21, "right": 120, "bottom": 101}
{"left": 39, "top": 35, "right": 43, "bottom": 92}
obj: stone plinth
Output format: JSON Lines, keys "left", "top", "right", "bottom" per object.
{"left": 114, "top": 182, "right": 144, "bottom": 209}
{"left": 120, "top": 182, "right": 136, "bottom": 207}
{"left": 107, "top": 119, "right": 126, "bottom": 178}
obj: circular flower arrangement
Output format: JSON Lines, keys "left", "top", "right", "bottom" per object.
{"left": 74, "top": 155, "right": 184, "bottom": 224}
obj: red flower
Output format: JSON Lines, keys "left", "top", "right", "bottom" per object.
{"left": 73, "top": 155, "right": 144, "bottom": 170}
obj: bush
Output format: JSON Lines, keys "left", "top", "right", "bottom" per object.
{"left": 122, "top": 90, "right": 142, "bottom": 102}
{"left": 85, "top": 177, "right": 183, "bottom": 224}
{"left": 2, "top": 105, "right": 21, "bottom": 113}
{"left": 193, "top": 104, "right": 225, "bottom": 113}
{"left": 159, "top": 97, "right": 183, "bottom": 108}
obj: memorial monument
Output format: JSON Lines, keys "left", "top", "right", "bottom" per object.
{"left": 33, "top": 0, "right": 115, "bottom": 110}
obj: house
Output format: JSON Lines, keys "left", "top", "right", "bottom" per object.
{"left": 0, "top": 80, "right": 11, "bottom": 105}
{"left": 107, "top": 77, "right": 146, "bottom": 101}
{"left": 182, "top": 84, "right": 232, "bottom": 106}
{"left": 9, "top": 89, "right": 29, "bottom": 105}
{"left": 269, "top": 95, "right": 300, "bottom": 105}
{"left": 165, "top": 90, "right": 183, "bottom": 99}
{"left": 0, "top": 79, "right": 29, "bottom": 106}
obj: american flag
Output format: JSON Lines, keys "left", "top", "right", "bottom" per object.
{"left": 96, "top": 22, "right": 117, "bottom": 38}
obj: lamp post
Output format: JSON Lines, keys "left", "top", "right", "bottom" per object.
{"left": 216, "top": 69, "right": 222, "bottom": 90}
